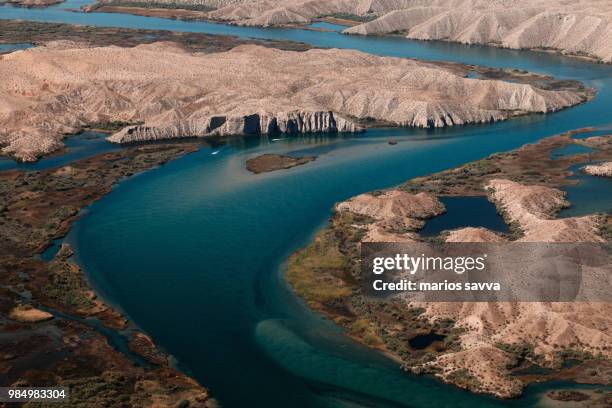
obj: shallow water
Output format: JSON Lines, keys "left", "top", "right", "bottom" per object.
{"left": 38, "top": 237, "right": 65, "bottom": 262}
{"left": 0, "top": 43, "right": 32, "bottom": 53}
{"left": 2, "top": 3, "right": 612, "bottom": 407}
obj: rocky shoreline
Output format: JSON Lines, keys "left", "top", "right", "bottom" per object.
{"left": 80, "top": 0, "right": 612, "bottom": 64}
{"left": 285, "top": 129, "right": 612, "bottom": 401}
{"left": 582, "top": 161, "right": 612, "bottom": 177}
{"left": 0, "top": 20, "right": 312, "bottom": 53}
{"left": 0, "top": 141, "right": 215, "bottom": 406}
{"left": 0, "top": 35, "right": 591, "bottom": 162}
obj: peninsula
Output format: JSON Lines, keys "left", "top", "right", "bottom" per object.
{"left": 1, "top": 39, "right": 590, "bottom": 162}
{"left": 286, "top": 131, "right": 612, "bottom": 400}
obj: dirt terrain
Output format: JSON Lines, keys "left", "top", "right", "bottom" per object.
{"left": 582, "top": 161, "right": 612, "bottom": 177}
{"left": 203, "top": 0, "right": 612, "bottom": 63}
{"left": 92, "top": 0, "right": 612, "bottom": 63}
{"left": 0, "top": 40, "right": 590, "bottom": 162}
{"left": 286, "top": 130, "right": 612, "bottom": 400}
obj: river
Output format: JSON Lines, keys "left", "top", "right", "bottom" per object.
{"left": 2, "top": 2, "right": 612, "bottom": 407}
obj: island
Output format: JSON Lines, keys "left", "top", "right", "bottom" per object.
{"left": 246, "top": 153, "right": 316, "bottom": 174}
{"left": 0, "top": 20, "right": 312, "bottom": 53}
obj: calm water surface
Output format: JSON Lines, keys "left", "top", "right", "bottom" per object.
{"left": 419, "top": 196, "right": 510, "bottom": 237}
{"left": 549, "top": 144, "right": 593, "bottom": 160}
{"left": 560, "top": 163, "right": 612, "bottom": 218}
{"left": 0, "top": 132, "right": 118, "bottom": 172}
{"left": 3, "top": 3, "right": 612, "bottom": 407}
{"left": 0, "top": 43, "right": 32, "bottom": 53}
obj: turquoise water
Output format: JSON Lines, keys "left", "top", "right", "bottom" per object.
{"left": 2, "top": 3, "right": 612, "bottom": 407}
{"left": 0, "top": 132, "right": 119, "bottom": 171}
{"left": 2, "top": 0, "right": 612, "bottom": 81}
{"left": 419, "top": 196, "right": 510, "bottom": 237}
{"left": 67, "top": 127, "right": 610, "bottom": 408}
{"left": 560, "top": 163, "right": 612, "bottom": 218}
{"left": 0, "top": 43, "right": 32, "bottom": 53}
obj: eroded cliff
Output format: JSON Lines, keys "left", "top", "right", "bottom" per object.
{"left": 0, "top": 41, "right": 588, "bottom": 161}
{"left": 202, "top": 0, "right": 612, "bottom": 62}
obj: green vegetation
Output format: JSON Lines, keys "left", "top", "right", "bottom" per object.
{"left": 87, "top": 120, "right": 143, "bottom": 132}
{"left": 447, "top": 369, "right": 482, "bottom": 390}
{"left": 285, "top": 228, "right": 352, "bottom": 304}
{"left": 40, "top": 245, "right": 97, "bottom": 311}
{"left": 350, "top": 318, "right": 384, "bottom": 346}
{"left": 496, "top": 342, "right": 537, "bottom": 369}
{"left": 320, "top": 13, "right": 378, "bottom": 23}
{"left": 44, "top": 258, "right": 94, "bottom": 310}
{"left": 547, "top": 390, "right": 591, "bottom": 402}
{"left": 400, "top": 155, "right": 501, "bottom": 195}
{"left": 26, "top": 372, "right": 133, "bottom": 407}
{"left": 598, "top": 217, "right": 612, "bottom": 240}
{"left": 553, "top": 348, "right": 599, "bottom": 369}
{"left": 98, "top": 1, "right": 214, "bottom": 12}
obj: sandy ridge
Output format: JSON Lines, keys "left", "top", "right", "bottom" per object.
{"left": 0, "top": 41, "right": 586, "bottom": 161}
{"left": 325, "top": 134, "right": 612, "bottom": 397}
{"left": 203, "top": 0, "right": 612, "bottom": 62}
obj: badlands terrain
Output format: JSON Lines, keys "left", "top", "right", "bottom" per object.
{"left": 342, "top": 0, "right": 612, "bottom": 63}
{"left": 97, "top": 0, "right": 612, "bottom": 62}
{"left": 0, "top": 40, "right": 589, "bottom": 162}
{"left": 286, "top": 132, "right": 612, "bottom": 398}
